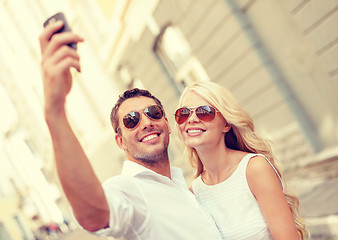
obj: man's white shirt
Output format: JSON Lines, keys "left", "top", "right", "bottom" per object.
{"left": 93, "top": 160, "right": 221, "bottom": 240}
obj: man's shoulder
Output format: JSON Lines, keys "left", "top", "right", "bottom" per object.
{"left": 102, "top": 174, "right": 136, "bottom": 187}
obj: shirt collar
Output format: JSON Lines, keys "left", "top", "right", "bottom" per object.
{"left": 121, "top": 160, "right": 185, "bottom": 185}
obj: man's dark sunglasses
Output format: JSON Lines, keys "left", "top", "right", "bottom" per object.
{"left": 117, "top": 105, "right": 164, "bottom": 131}
{"left": 174, "top": 105, "right": 218, "bottom": 124}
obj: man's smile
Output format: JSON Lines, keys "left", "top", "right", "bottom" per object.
{"left": 140, "top": 132, "right": 161, "bottom": 142}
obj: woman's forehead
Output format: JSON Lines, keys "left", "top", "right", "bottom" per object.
{"left": 181, "top": 91, "right": 209, "bottom": 106}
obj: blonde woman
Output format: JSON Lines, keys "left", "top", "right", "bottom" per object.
{"left": 175, "top": 81, "right": 305, "bottom": 239}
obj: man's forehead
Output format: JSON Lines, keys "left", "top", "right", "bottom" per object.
{"left": 119, "top": 96, "right": 157, "bottom": 114}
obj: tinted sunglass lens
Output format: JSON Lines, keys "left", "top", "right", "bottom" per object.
{"left": 196, "top": 106, "right": 216, "bottom": 122}
{"left": 175, "top": 108, "right": 190, "bottom": 124}
{"left": 123, "top": 112, "right": 140, "bottom": 129}
{"left": 146, "top": 105, "right": 163, "bottom": 119}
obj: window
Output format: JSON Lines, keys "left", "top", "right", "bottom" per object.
{"left": 154, "top": 23, "right": 209, "bottom": 93}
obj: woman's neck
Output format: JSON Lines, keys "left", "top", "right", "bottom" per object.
{"left": 196, "top": 145, "right": 245, "bottom": 185}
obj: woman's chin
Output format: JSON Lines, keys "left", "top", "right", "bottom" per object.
{"left": 184, "top": 140, "right": 202, "bottom": 149}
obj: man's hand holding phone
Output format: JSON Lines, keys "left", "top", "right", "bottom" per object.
{"left": 43, "top": 12, "right": 77, "bottom": 50}
{"left": 39, "top": 12, "right": 84, "bottom": 118}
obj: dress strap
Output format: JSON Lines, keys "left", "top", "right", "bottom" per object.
{"left": 243, "top": 153, "right": 284, "bottom": 190}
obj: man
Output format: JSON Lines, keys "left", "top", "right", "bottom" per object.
{"left": 39, "top": 20, "right": 221, "bottom": 239}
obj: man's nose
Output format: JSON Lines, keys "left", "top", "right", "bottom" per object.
{"left": 139, "top": 113, "right": 153, "bottom": 129}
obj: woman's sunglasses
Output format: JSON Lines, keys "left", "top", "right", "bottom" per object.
{"left": 117, "top": 105, "right": 164, "bottom": 131}
{"left": 174, "top": 105, "right": 218, "bottom": 124}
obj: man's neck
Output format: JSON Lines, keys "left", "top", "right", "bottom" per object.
{"left": 130, "top": 158, "right": 171, "bottom": 179}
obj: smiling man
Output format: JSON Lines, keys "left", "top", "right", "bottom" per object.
{"left": 39, "top": 20, "right": 221, "bottom": 240}
{"left": 112, "top": 91, "right": 171, "bottom": 170}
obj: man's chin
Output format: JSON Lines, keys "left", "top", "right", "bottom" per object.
{"left": 136, "top": 148, "right": 168, "bottom": 163}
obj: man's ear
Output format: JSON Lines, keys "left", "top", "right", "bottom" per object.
{"left": 115, "top": 134, "right": 126, "bottom": 150}
{"left": 165, "top": 117, "right": 171, "bottom": 134}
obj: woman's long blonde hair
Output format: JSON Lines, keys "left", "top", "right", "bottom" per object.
{"left": 177, "top": 81, "right": 306, "bottom": 239}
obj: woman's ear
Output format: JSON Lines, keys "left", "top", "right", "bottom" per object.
{"left": 223, "top": 123, "right": 231, "bottom": 133}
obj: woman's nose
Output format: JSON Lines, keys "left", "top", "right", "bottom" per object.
{"left": 187, "top": 110, "right": 200, "bottom": 123}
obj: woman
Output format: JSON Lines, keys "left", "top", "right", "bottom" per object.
{"left": 174, "top": 81, "right": 305, "bottom": 239}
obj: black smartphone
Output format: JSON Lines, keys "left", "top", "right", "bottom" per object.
{"left": 43, "top": 12, "right": 77, "bottom": 50}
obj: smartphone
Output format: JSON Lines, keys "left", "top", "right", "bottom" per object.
{"left": 43, "top": 12, "right": 77, "bottom": 50}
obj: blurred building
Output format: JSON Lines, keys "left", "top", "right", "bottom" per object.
{"left": 0, "top": 0, "right": 337, "bottom": 239}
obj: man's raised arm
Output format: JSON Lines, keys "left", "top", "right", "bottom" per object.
{"left": 39, "top": 20, "right": 109, "bottom": 231}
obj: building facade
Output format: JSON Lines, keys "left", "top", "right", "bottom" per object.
{"left": 0, "top": 0, "right": 337, "bottom": 239}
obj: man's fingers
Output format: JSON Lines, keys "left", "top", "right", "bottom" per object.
{"left": 39, "top": 20, "right": 84, "bottom": 56}
{"left": 42, "top": 48, "right": 81, "bottom": 77}
{"left": 42, "top": 32, "right": 84, "bottom": 60}
{"left": 52, "top": 45, "right": 80, "bottom": 64}
{"left": 39, "top": 20, "right": 64, "bottom": 53}
{"left": 58, "top": 57, "right": 81, "bottom": 73}
{"left": 55, "top": 46, "right": 81, "bottom": 72}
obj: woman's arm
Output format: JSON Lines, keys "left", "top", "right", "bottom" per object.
{"left": 246, "top": 156, "right": 299, "bottom": 240}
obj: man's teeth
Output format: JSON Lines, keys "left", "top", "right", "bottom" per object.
{"left": 142, "top": 134, "right": 158, "bottom": 142}
{"left": 188, "top": 129, "right": 203, "bottom": 134}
